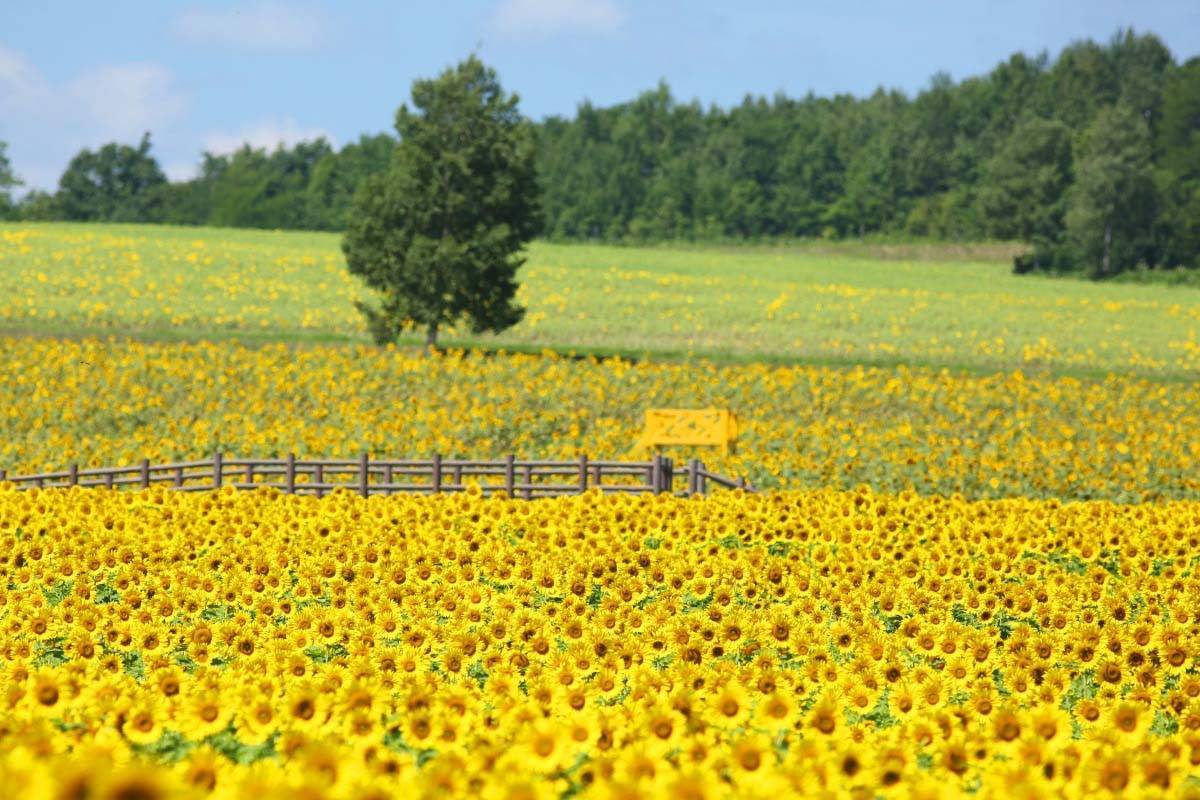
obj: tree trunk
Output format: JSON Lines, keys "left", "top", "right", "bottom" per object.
{"left": 1102, "top": 222, "right": 1112, "bottom": 277}
{"left": 424, "top": 323, "right": 439, "bottom": 355}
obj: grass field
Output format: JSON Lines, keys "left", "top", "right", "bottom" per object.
{"left": 3, "top": 222, "right": 1199, "bottom": 377}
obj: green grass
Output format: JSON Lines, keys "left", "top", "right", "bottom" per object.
{"left": 2, "top": 221, "right": 1199, "bottom": 377}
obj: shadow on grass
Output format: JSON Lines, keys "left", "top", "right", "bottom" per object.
{"left": 0, "top": 321, "right": 1194, "bottom": 384}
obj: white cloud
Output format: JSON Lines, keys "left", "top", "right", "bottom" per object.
{"left": 0, "top": 46, "right": 47, "bottom": 110}
{"left": 69, "top": 65, "right": 186, "bottom": 140}
{"left": 203, "top": 118, "right": 334, "bottom": 156}
{"left": 173, "top": 2, "right": 325, "bottom": 52}
{"left": 0, "top": 45, "right": 187, "bottom": 192}
{"left": 491, "top": 0, "right": 625, "bottom": 38}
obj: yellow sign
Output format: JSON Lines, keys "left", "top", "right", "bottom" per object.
{"left": 637, "top": 409, "right": 738, "bottom": 454}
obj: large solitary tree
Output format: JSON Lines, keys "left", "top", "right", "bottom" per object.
{"left": 342, "top": 56, "right": 541, "bottom": 350}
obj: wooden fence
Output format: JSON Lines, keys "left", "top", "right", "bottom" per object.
{"left": 0, "top": 453, "right": 752, "bottom": 499}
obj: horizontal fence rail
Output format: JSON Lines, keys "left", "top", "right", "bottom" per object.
{"left": 0, "top": 454, "right": 753, "bottom": 499}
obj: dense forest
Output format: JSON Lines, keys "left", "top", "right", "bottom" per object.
{"left": 1, "top": 29, "right": 1198, "bottom": 277}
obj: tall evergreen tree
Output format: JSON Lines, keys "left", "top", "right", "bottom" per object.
{"left": 1155, "top": 57, "right": 1200, "bottom": 268}
{"left": 977, "top": 117, "right": 1073, "bottom": 257}
{"left": 342, "top": 56, "right": 541, "bottom": 350}
{"left": 1066, "top": 105, "right": 1157, "bottom": 277}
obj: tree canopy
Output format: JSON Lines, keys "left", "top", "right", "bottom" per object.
{"left": 341, "top": 56, "right": 540, "bottom": 349}
{"left": 56, "top": 133, "right": 167, "bottom": 222}
{"left": 9, "top": 28, "right": 1200, "bottom": 277}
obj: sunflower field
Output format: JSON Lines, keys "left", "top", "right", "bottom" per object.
{"left": 2, "top": 484, "right": 1199, "bottom": 799}
{"left": 3, "top": 220, "right": 1200, "bottom": 798}
{"left": 2, "top": 337, "right": 1200, "bottom": 503}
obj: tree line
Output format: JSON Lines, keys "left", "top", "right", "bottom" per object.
{"left": 1, "top": 28, "right": 1197, "bottom": 278}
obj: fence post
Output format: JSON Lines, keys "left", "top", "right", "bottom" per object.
{"left": 245, "top": 461, "right": 254, "bottom": 486}
{"left": 2, "top": 458, "right": 747, "bottom": 498}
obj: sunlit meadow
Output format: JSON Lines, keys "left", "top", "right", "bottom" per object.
{"left": 3, "top": 223, "right": 1199, "bottom": 376}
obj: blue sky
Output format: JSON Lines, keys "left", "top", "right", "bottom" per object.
{"left": 3, "top": 1, "right": 1198, "bottom": 192}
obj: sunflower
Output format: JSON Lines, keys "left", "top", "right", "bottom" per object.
{"left": 181, "top": 688, "right": 232, "bottom": 739}
{"left": 709, "top": 681, "right": 750, "bottom": 727}
{"left": 1090, "top": 753, "right": 1131, "bottom": 793}
{"left": 643, "top": 703, "right": 678, "bottom": 744}
{"left": 663, "top": 771, "right": 720, "bottom": 800}
{"left": 234, "top": 696, "right": 280, "bottom": 747}
{"left": 28, "top": 669, "right": 62, "bottom": 716}
{"left": 807, "top": 696, "right": 840, "bottom": 737}
{"left": 176, "top": 745, "right": 224, "bottom": 792}
{"left": 890, "top": 683, "right": 917, "bottom": 717}
{"left": 283, "top": 680, "right": 327, "bottom": 733}
{"left": 990, "top": 706, "right": 1023, "bottom": 746}
{"left": 403, "top": 711, "right": 435, "bottom": 745}
{"left": 1028, "top": 703, "right": 1070, "bottom": 742}
{"left": 149, "top": 666, "right": 185, "bottom": 702}
{"left": 753, "top": 691, "right": 796, "bottom": 731}
{"left": 1161, "top": 639, "right": 1192, "bottom": 675}
{"left": 939, "top": 736, "right": 971, "bottom": 777}
{"left": 872, "top": 742, "right": 909, "bottom": 790}
{"left": 1106, "top": 701, "right": 1150, "bottom": 740}
{"left": 336, "top": 679, "right": 380, "bottom": 716}
{"left": 612, "top": 737, "right": 673, "bottom": 787}
{"left": 121, "top": 697, "right": 164, "bottom": 746}
{"left": 342, "top": 710, "right": 377, "bottom": 741}
{"left": 94, "top": 765, "right": 171, "bottom": 800}
{"left": 518, "top": 719, "right": 572, "bottom": 773}
{"left": 729, "top": 733, "right": 771, "bottom": 776}
{"left": 296, "top": 741, "right": 345, "bottom": 788}
{"left": 832, "top": 739, "right": 874, "bottom": 783}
